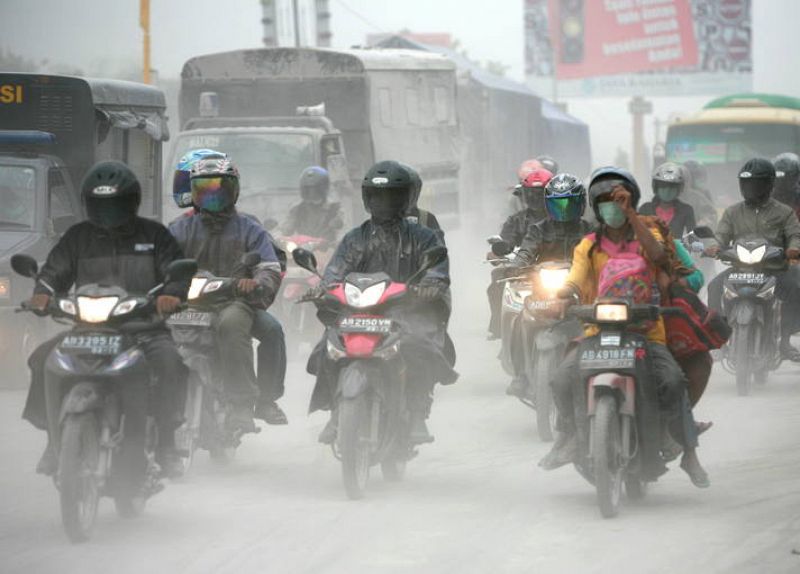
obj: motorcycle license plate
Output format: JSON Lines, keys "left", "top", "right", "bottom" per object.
{"left": 339, "top": 316, "right": 392, "bottom": 334}
{"left": 580, "top": 346, "right": 636, "bottom": 370}
{"left": 60, "top": 334, "right": 123, "bottom": 356}
{"left": 728, "top": 272, "right": 767, "bottom": 284}
{"left": 168, "top": 310, "right": 213, "bottom": 327}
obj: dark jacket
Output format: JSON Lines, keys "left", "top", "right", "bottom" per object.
{"left": 500, "top": 208, "right": 545, "bottom": 249}
{"left": 35, "top": 217, "right": 188, "bottom": 299}
{"left": 281, "top": 201, "right": 344, "bottom": 243}
{"left": 406, "top": 207, "right": 445, "bottom": 243}
{"left": 169, "top": 209, "right": 282, "bottom": 306}
{"left": 639, "top": 198, "right": 696, "bottom": 238}
{"left": 516, "top": 219, "right": 594, "bottom": 267}
{"left": 716, "top": 197, "right": 800, "bottom": 250}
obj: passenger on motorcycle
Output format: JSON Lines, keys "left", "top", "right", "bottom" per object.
{"left": 400, "top": 162, "right": 445, "bottom": 242}
{"left": 281, "top": 166, "right": 344, "bottom": 243}
{"left": 706, "top": 158, "right": 800, "bottom": 361}
{"left": 24, "top": 161, "right": 189, "bottom": 477}
{"left": 772, "top": 153, "right": 800, "bottom": 216}
{"left": 539, "top": 167, "right": 709, "bottom": 487}
{"left": 639, "top": 162, "right": 697, "bottom": 238}
{"left": 487, "top": 168, "right": 553, "bottom": 339}
{"left": 505, "top": 173, "right": 592, "bottom": 397}
{"left": 308, "top": 160, "right": 457, "bottom": 445}
{"left": 173, "top": 149, "right": 289, "bottom": 425}
{"left": 169, "top": 158, "right": 283, "bottom": 433}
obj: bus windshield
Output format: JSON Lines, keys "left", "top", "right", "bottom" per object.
{"left": 666, "top": 123, "right": 800, "bottom": 165}
{"left": 0, "top": 165, "right": 36, "bottom": 229}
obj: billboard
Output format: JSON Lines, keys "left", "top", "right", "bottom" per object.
{"left": 525, "top": 0, "right": 752, "bottom": 97}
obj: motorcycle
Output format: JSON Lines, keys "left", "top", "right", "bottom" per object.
{"left": 293, "top": 245, "right": 447, "bottom": 500}
{"left": 169, "top": 252, "right": 263, "bottom": 469}
{"left": 11, "top": 253, "right": 197, "bottom": 543}
{"left": 568, "top": 299, "right": 679, "bottom": 518}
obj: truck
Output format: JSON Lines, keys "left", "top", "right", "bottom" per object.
{"left": 0, "top": 73, "right": 169, "bottom": 384}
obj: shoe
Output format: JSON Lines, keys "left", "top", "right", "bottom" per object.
{"left": 780, "top": 344, "right": 800, "bottom": 362}
{"left": 506, "top": 377, "right": 526, "bottom": 398}
{"left": 36, "top": 442, "right": 57, "bottom": 476}
{"left": 409, "top": 416, "right": 434, "bottom": 445}
{"left": 318, "top": 412, "right": 338, "bottom": 445}
{"left": 696, "top": 421, "right": 713, "bottom": 435}
{"left": 538, "top": 432, "right": 577, "bottom": 470}
{"left": 255, "top": 401, "right": 288, "bottom": 425}
{"left": 680, "top": 451, "right": 710, "bottom": 488}
{"left": 661, "top": 430, "right": 684, "bottom": 463}
{"left": 156, "top": 448, "right": 185, "bottom": 480}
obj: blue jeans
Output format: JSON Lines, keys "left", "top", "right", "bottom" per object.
{"left": 251, "top": 310, "right": 287, "bottom": 403}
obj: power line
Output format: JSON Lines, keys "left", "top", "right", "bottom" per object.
{"left": 332, "top": 0, "right": 385, "bottom": 33}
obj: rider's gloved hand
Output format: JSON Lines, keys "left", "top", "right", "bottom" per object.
{"left": 236, "top": 278, "right": 259, "bottom": 295}
{"left": 413, "top": 279, "right": 447, "bottom": 302}
{"left": 28, "top": 293, "right": 50, "bottom": 315}
{"left": 156, "top": 295, "right": 181, "bottom": 317}
{"left": 705, "top": 245, "right": 721, "bottom": 257}
{"left": 787, "top": 248, "right": 800, "bottom": 260}
{"left": 303, "top": 284, "right": 327, "bottom": 301}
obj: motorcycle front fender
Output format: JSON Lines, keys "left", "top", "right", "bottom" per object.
{"left": 339, "top": 362, "right": 372, "bottom": 399}
{"left": 60, "top": 381, "right": 104, "bottom": 419}
{"left": 729, "top": 299, "right": 761, "bottom": 327}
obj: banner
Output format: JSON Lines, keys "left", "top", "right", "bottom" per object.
{"left": 525, "top": 0, "right": 752, "bottom": 97}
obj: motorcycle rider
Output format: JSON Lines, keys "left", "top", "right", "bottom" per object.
{"left": 706, "top": 158, "right": 800, "bottom": 360}
{"left": 308, "top": 160, "right": 457, "bottom": 445}
{"left": 487, "top": 168, "right": 553, "bottom": 339}
{"left": 24, "top": 161, "right": 189, "bottom": 477}
{"left": 173, "top": 150, "right": 289, "bottom": 425}
{"left": 169, "top": 157, "right": 283, "bottom": 432}
{"left": 535, "top": 155, "right": 559, "bottom": 176}
{"left": 682, "top": 160, "right": 718, "bottom": 227}
{"left": 281, "top": 166, "right": 344, "bottom": 243}
{"left": 539, "top": 167, "right": 709, "bottom": 487}
{"left": 772, "top": 152, "right": 800, "bottom": 215}
{"left": 505, "top": 173, "right": 592, "bottom": 397}
{"left": 639, "top": 162, "right": 697, "bottom": 238}
{"left": 400, "top": 162, "right": 445, "bottom": 242}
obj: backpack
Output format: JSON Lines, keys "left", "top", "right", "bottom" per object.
{"left": 664, "top": 283, "right": 731, "bottom": 357}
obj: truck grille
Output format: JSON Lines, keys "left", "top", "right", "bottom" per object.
{"left": 37, "top": 93, "right": 74, "bottom": 132}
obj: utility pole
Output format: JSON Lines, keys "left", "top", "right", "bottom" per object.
{"left": 292, "top": 0, "right": 301, "bottom": 47}
{"left": 629, "top": 96, "right": 653, "bottom": 183}
{"left": 140, "top": 0, "right": 151, "bottom": 84}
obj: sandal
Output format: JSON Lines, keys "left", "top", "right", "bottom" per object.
{"left": 696, "top": 421, "right": 714, "bottom": 435}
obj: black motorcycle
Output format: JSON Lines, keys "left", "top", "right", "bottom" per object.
{"left": 11, "top": 254, "right": 197, "bottom": 543}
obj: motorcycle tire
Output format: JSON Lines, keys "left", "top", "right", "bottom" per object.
{"left": 59, "top": 412, "right": 101, "bottom": 543}
{"left": 592, "top": 395, "right": 623, "bottom": 519}
{"left": 534, "top": 351, "right": 557, "bottom": 442}
{"left": 338, "top": 393, "right": 371, "bottom": 500}
{"left": 735, "top": 325, "right": 753, "bottom": 397}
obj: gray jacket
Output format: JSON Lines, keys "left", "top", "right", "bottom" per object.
{"left": 716, "top": 198, "right": 800, "bottom": 251}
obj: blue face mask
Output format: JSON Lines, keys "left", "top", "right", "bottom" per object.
{"left": 655, "top": 186, "right": 679, "bottom": 203}
{"left": 598, "top": 201, "right": 627, "bottom": 229}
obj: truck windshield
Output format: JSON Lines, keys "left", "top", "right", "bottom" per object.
{"left": 171, "top": 132, "right": 315, "bottom": 192}
{"left": 0, "top": 165, "right": 36, "bottom": 229}
{"left": 666, "top": 123, "right": 800, "bottom": 165}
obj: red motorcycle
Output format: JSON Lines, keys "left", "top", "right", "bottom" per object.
{"left": 293, "top": 245, "right": 447, "bottom": 499}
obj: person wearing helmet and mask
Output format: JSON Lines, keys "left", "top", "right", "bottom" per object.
{"left": 535, "top": 155, "right": 559, "bottom": 176}
{"left": 172, "top": 150, "right": 289, "bottom": 426}
{"left": 23, "top": 161, "right": 190, "bottom": 477}
{"left": 400, "top": 162, "right": 444, "bottom": 242}
{"left": 487, "top": 168, "right": 553, "bottom": 339}
{"left": 307, "top": 160, "right": 457, "bottom": 445}
{"left": 505, "top": 173, "right": 592, "bottom": 397}
{"left": 682, "top": 160, "right": 717, "bottom": 228}
{"left": 169, "top": 158, "right": 283, "bottom": 433}
{"left": 639, "top": 162, "right": 697, "bottom": 238}
{"left": 707, "top": 158, "right": 800, "bottom": 360}
{"left": 281, "top": 166, "right": 344, "bottom": 243}
{"left": 772, "top": 153, "right": 800, "bottom": 215}
{"left": 539, "top": 167, "right": 709, "bottom": 488}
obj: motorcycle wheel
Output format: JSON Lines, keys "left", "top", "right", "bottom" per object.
{"left": 735, "top": 325, "right": 752, "bottom": 397}
{"left": 592, "top": 395, "right": 623, "bottom": 519}
{"left": 59, "top": 412, "right": 101, "bottom": 543}
{"left": 175, "top": 375, "right": 204, "bottom": 475}
{"left": 534, "top": 351, "right": 556, "bottom": 442}
{"left": 338, "top": 394, "right": 371, "bottom": 500}
{"left": 624, "top": 475, "right": 648, "bottom": 501}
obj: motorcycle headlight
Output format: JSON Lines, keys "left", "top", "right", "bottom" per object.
{"left": 344, "top": 282, "right": 386, "bottom": 308}
{"left": 77, "top": 296, "right": 119, "bottom": 323}
{"left": 539, "top": 268, "right": 569, "bottom": 292}
{"left": 736, "top": 244, "right": 766, "bottom": 264}
{"left": 595, "top": 303, "right": 628, "bottom": 322}
{"left": 59, "top": 299, "right": 77, "bottom": 315}
{"left": 112, "top": 299, "right": 139, "bottom": 316}
{"left": 188, "top": 277, "right": 208, "bottom": 300}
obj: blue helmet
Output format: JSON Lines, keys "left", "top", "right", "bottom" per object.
{"left": 173, "top": 148, "right": 227, "bottom": 208}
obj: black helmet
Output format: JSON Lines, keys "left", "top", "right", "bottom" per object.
{"left": 738, "top": 158, "right": 775, "bottom": 207}
{"left": 398, "top": 162, "right": 423, "bottom": 208}
{"left": 651, "top": 161, "right": 686, "bottom": 203}
{"left": 773, "top": 153, "right": 800, "bottom": 194}
{"left": 81, "top": 160, "right": 141, "bottom": 230}
{"left": 545, "top": 173, "right": 585, "bottom": 222}
{"left": 362, "top": 160, "right": 413, "bottom": 222}
{"left": 683, "top": 160, "right": 708, "bottom": 188}
{"left": 299, "top": 166, "right": 330, "bottom": 203}
{"left": 536, "top": 155, "right": 559, "bottom": 175}
{"left": 588, "top": 166, "right": 641, "bottom": 220}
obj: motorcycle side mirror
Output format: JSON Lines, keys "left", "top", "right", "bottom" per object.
{"left": 262, "top": 217, "right": 279, "bottom": 231}
{"left": 491, "top": 241, "right": 513, "bottom": 257}
{"left": 692, "top": 226, "right": 716, "bottom": 240}
{"left": 486, "top": 235, "right": 504, "bottom": 245}
{"left": 240, "top": 251, "right": 262, "bottom": 268}
{"left": 11, "top": 254, "right": 38, "bottom": 278}
{"left": 165, "top": 259, "right": 199, "bottom": 283}
{"left": 293, "top": 248, "right": 321, "bottom": 277}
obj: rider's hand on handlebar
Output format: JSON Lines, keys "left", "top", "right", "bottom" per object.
{"left": 302, "top": 284, "right": 326, "bottom": 301}
{"left": 412, "top": 280, "right": 447, "bottom": 302}
{"left": 705, "top": 245, "right": 720, "bottom": 257}
{"left": 156, "top": 295, "right": 181, "bottom": 317}
{"left": 28, "top": 293, "right": 50, "bottom": 313}
{"left": 236, "top": 278, "right": 259, "bottom": 295}
{"left": 787, "top": 248, "right": 800, "bottom": 261}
